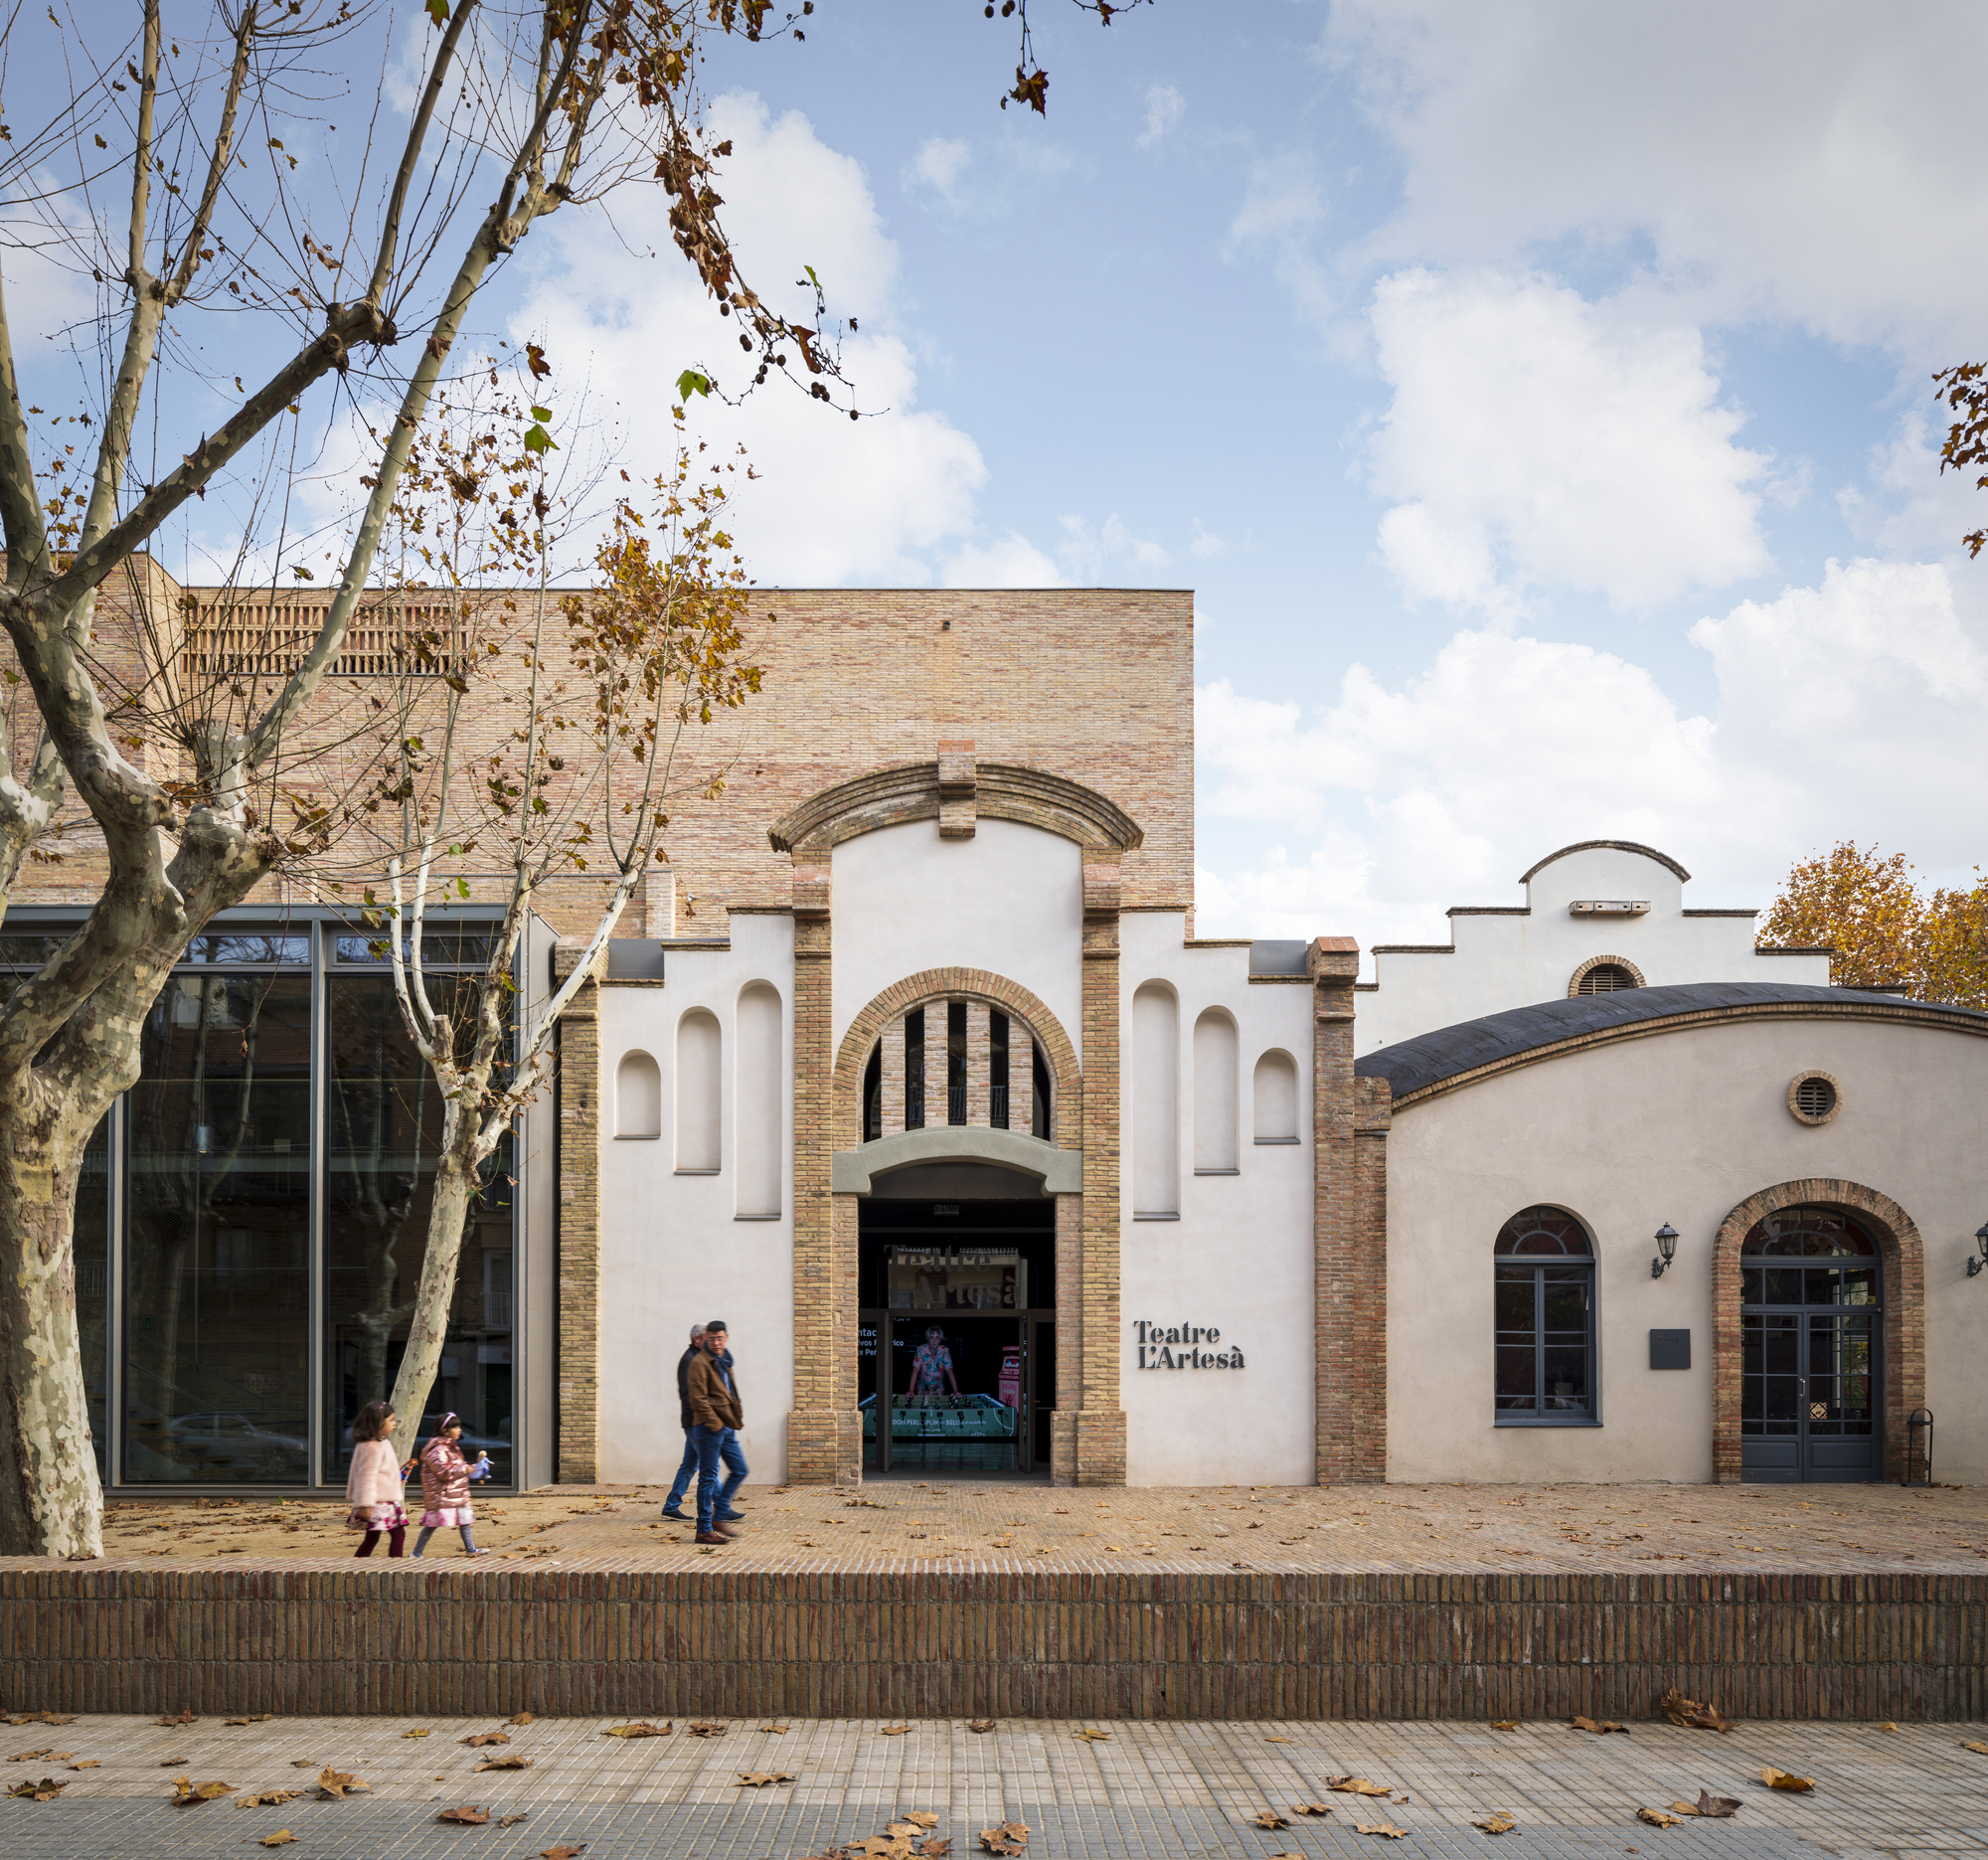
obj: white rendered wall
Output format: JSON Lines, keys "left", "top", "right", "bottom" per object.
{"left": 1119, "top": 914, "right": 1317, "bottom": 1486}
{"left": 830, "top": 819, "right": 1083, "bottom": 1058}
{"left": 1384, "top": 1015, "right": 1988, "bottom": 1484}
{"left": 596, "top": 914, "right": 796, "bottom": 1486}
{"left": 1362, "top": 845, "right": 1832, "bottom": 1053}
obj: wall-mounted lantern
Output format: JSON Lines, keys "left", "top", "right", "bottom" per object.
{"left": 1651, "top": 1223, "right": 1679, "bottom": 1279}
{"left": 1969, "top": 1223, "right": 1988, "bottom": 1277}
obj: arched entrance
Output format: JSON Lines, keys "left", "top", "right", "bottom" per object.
{"left": 1740, "top": 1207, "right": 1882, "bottom": 1483}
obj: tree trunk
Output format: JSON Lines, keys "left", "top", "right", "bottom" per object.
{"left": 0, "top": 1117, "right": 102, "bottom": 1558}
{"left": 387, "top": 1124, "right": 480, "bottom": 1445}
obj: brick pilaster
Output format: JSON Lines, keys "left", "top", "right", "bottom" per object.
{"left": 553, "top": 947, "right": 602, "bottom": 1482}
{"left": 1076, "top": 857, "right": 1125, "bottom": 1484}
{"left": 925, "top": 1000, "right": 950, "bottom": 1129}
{"left": 1014, "top": 1036, "right": 1035, "bottom": 1139}
{"left": 881, "top": 1013, "right": 907, "bottom": 1134}
{"left": 967, "top": 1001, "right": 991, "bottom": 1126}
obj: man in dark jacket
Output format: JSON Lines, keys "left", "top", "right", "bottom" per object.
{"left": 685, "top": 1321, "right": 747, "bottom": 1545}
{"left": 659, "top": 1324, "right": 705, "bottom": 1521}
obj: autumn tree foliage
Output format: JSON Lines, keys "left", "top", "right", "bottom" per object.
{"left": 1759, "top": 841, "right": 1988, "bottom": 1009}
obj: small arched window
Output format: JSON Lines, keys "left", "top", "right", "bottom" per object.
{"left": 1252, "top": 1049, "right": 1299, "bottom": 1144}
{"left": 1494, "top": 1206, "right": 1595, "bottom": 1425}
{"left": 614, "top": 1049, "right": 661, "bottom": 1140}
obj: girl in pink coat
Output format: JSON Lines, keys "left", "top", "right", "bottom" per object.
{"left": 344, "top": 1401, "right": 410, "bottom": 1558}
{"left": 412, "top": 1413, "right": 488, "bottom": 1558}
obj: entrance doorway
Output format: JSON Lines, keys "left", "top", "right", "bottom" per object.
{"left": 857, "top": 1179, "right": 1055, "bottom": 1478}
{"left": 1740, "top": 1207, "right": 1882, "bottom": 1482}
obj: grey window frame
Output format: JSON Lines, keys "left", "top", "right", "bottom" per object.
{"left": 1493, "top": 1205, "right": 1601, "bottom": 1429}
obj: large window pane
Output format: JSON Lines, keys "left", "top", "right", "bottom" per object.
{"left": 325, "top": 976, "right": 513, "bottom": 1484}
{"left": 124, "top": 973, "right": 311, "bottom": 1482}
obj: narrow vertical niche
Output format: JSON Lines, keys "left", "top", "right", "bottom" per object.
{"left": 905, "top": 1007, "right": 925, "bottom": 1129}
{"left": 614, "top": 1049, "right": 662, "bottom": 1140}
{"left": 990, "top": 1011, "right": 1010, "bottom": 1129}
{"left": 862, "top": 1040, "right": 883, "bottom": 1142}
{"left": 1032, "top": 1043, "right": 1053, "bottom": 1139}
{"left": 1253, "top": 1049, "right": 1299, "bottom": 1143}
{"left": 1132, "top": 981, "right": 1180, "bottom": 1217}
{"left": 735, "top": 982, "right": 782, "bottom": 1218}
{"left": 675, "top": 1008, "right": 722, "bottom": 1173}
{"left": 1192, "top": 1009, "right": 1239, "bottom": 1174}
{"left": 946, "top": 999, "right": 967, "bottom": 1125}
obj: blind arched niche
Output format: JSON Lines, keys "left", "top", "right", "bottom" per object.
{"left": 614, "top": 1049, "right": 661, "bottom": 1140}
{"left": 675, "top": 1008, "right": 722, "bottom": 1173}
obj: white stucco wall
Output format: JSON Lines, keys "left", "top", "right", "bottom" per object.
{"left": 595, "top": 914, "right": 796, "bottom": 1485}
{"left": 1384, "top": 1014, "right": 1988, "bottom": 1484}
{"left": 1362, "top": 845, "right": 1831, "bottom": 1052}
{"left": 1119, "top": 915, "right": 1317, "bottom": 1486}
{"left": 830, "top": 818, "right": 1084, "bottom": 1059}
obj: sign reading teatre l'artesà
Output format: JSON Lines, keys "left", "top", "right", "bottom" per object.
{"left": 1132, "top": 1319, "right": 1244, "bottom": 1370}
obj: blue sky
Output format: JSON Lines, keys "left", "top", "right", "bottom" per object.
{"left": 10, "top": 1, "right": 1988, "bottom": 953}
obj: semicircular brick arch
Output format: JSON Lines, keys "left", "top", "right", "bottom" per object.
{"left": 1710, "top": 1177, "right": 1924, "bottom": 1484}
{"left": 832, "top": 966, "right": 1081, "bottom": 1153}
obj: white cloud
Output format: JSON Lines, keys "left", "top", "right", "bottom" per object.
{"left": 941, "top": 532, "right": 1063, "bottom": 588}
{"left": 1137, "top": 83, "right": 1185, "bottom": 150}
{"left": 1196, "top": 557, "right": 1988, "bottom": 943}
{"left": 1368, "top": 268, "right": 1771, "bottom": 612}
{"left": 1188, "top": 520, "right": 1228, "bottom": 561}
{"left": 1838, "top": 411, "right": 1986, "bottom": 559}
{"left": 1058, "top": 512, "right": 1171, "bottom": 583}
{"left": 1323, "top": 0, "right": 1988, "bottom": 359}
{"left": 906, "top": 135, "right": 971, "bottom": 206}
{"left": 513, "top": 92, "right": 985, "bottom": 584}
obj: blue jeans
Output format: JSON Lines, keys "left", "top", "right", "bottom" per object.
{"left": 665, "top": 1432, "right": 699, "bottom": 1510}
{"left": 693, "top": 1425, "right": 746, "bottom": 1533}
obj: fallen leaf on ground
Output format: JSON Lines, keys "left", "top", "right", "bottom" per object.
{"left": 236, "top": 1789, "right": 303, "bottom": 1808}
{"left": 315, "top": 1767, "right": 369, "bottom": 1799}
{"left": 968, "top": 1721, "right": 996, "bottom": 1734}
{"left": 288, "top": 1759, "right": 317, "bottom": 1768}
{"left": 226, "top": 1715, "right": 275, "bottom": 1726}
{"left": 402, "top": 1728, "right": 432, "bottom": 1739}
{"left": 1667, "top": 1792, "right": 1740, "bottom": 1818}
{"left": 1490, "top": 1721, "right": 1518, "bottom": 1731}
{"left": 1660, "top": 1688, "right": 1733, "bottom": 1734}
{"left": 260, "top": 1831, "right": 297, "bottom": 1847}
{"left": 1327, "top": 1776, "right": 1394, "bottom": 1796}
{"left": 540, "top": 1848, "right": 586, "bottom": 1860}
{"left": 155, "top": 1709, "right": 198, "bottom": 1728}
{"left": 1253, "top": 1810, "right": 1290, "bottom": 1829}
{"left": 602, "top": 1720, "right": 672, "bottom": 1738}
{"left": 901, "top": 1813, "right": 940, "bottom": 1829}
{"left": 1881, "top": 1722, "right": 1899, "bottom": 1732}
{"left": 979, "top": 1819, "right": 1030, "bottom": 1854}
{"left": 1473, "top": 1813, "right": 1518, "bottom": 1834}
{"left": 1263, "top": 1735, "right": 1290, "bottom": 1743}
{"left": 67, "top": 1761, "right": 98, "bottom": 1772}
{"left": 881, "top": 1724, "right": 911, "bottom": 1736}
{"left": 462, "top": 1732, "right": 511, "bottom": 1747}
{"left": 1292, "top": 1803, "right": 1334, "bottom": 1817}
{"left": 508, "top": 1712, "right": 536, "bottom": 1727}
{"left": 1572, "top": 1716, "right": 1629, "bottom": 1735}
{"left": 760, "top": 1724, "right": 791, "bottom": 1734}
{"left": 156, "top": 1756, "right": 191, "bottom": 1766}
{"left": 1963, "top": 1741, "right": 1988, "bottom": 1756}
{"left": 168, "top": 1775, "right": 237, "bottom": 1805}
{"left": 736, "top": 1771, "right": 796, "bottom": 1786}
{"left": 1356, "top": 1822, "right": 1410, "bottom": 1839}
{"left": 7, "top": 1776, "right": 65, "bottom": 1800}
{"left": 438, "top": 1805, "right": 490, "bottom": 1824}
{"left": 6, "top": 1714, "right": 74, "bottom": 1727}
{"left": 688, "top": 1722, "right": 727, "bottom": 1738}
{"left": 1636, "top": 1808, "right": 1683, "bottom": 1827}
{"left": 7, "top": 1748, "right": 65, "bottom": 1762}
{"left": 476, "top": 1755, "right": 532, "bottom": 1772}
{"left": 1075, "top": 1729, "right": 1110, "bottom": 1742}
{"left": 499, "top": 1812, "right": 530, "bottom": 1826}
{"left": 1760, "top": 1767, "right": 1814, "bottom": 1792}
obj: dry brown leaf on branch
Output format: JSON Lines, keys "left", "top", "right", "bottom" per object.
{"left": 881, "top": 1724, "right": 911, "bottom": 1737}
{"left": 67, "top": 1761, "right": 99, "bottom": 1771}
{"left": 1636, "top": 1807, "right": 1684, "bottom": 1828}
{"left": 1473, "top": 1813, "right": 1518, "bottom": 1834}
{"left": 688, "top": 1722, "right": 728, "bottom": 1738}
{"left": 1760, "top": 1767, "right": 1814, "bottom": 1792}
{"left": 402, "top": 1729, "right": 432, "bottom": 1739}
{"left": 967, "top": 1720, "right": 997, "bottom": 1734}
{"left": 1356, "top": 1821, "right": 1410, "bottom": 1839}
{"left": 499, "top": 1812, "right": 530, "bottom": 1826}
{"left": 1327, "top": 1776, "right": 1394, "bottom": 1796}
{"left": 168, "top": 1775, "right": 237, "bottom": 1805}
{"left": 736, "top": 1772, "right": 796, "bottom": 1787}
{"left": 1292, "top": 1803, "right": 1335, "bottom": 1817}
{"left": 1253, "top": 1811, "right": 1291, "bottom": 1829}
{"left": 463, "top": 1732, "right": 511, "bottom": 1747}
{"left": 1962, "top": 1741, "right": 1988, "bottom": 1756}
{"left": 227, "top": 1715, "right": 276, "bottom": 1726}
{"left": 315, "top": 1768, "right": 370, "bottom": 1799}
{"left": 1572, "top": 1716, "right": 1630, "bottom": 1735}
{"left": 1075, "top": 1729, "right": 1111, "bottom": 1742}
{"left": 603, "top": 1721, "right": 673, "bottom": 1739}
{"left": 477, "top": 1755, "right": 533, "bottom": 1772}
{"left": 236, "top": 1789, "right": 304, "bottom": 1808}
{"left": 978, "top": 1819, "right": 1030, "bottom": 1854}
{"left": 260, "top": 1831, "right": 298, "bottom": 1848}
{"left": 508, "top": 1712, "right": 536, "bottom": 1727}
{"left": 1666, "top": 1792, "right": 1740, "bottom": 1818}
{"left": 7, "top": 1776, "right": 66, "bottom": 1801}
{"left": 439, "top": 1805, "right": 491, "bottom": 1824}
{"left": 1660, "top": 1688, "right": 1733, "bottom": 1734}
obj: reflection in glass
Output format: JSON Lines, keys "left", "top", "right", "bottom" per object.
{"left": 124, "top": 973, "right": 312, "bottom": 1482}
{"left": 1493, "top": 1206, "right": 1594, "bottom": 1419}
{"left": 324, "top": 976, "right": 512, "bottom": 1483}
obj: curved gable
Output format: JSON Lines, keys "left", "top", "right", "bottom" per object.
{"left": 768, "top": 760, "right": 1142, "bottom": 856}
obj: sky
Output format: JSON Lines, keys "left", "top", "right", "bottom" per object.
{"left": 9, "top": 0, "right": 1988, "bottom": 957}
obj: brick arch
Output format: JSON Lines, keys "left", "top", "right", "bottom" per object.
{"left": 1567, "top": 953, "right": 1646, "bottom": 996}
{"left": 832, "top": 966, "right": 1081, "bottom": 1153}
{"left": 1711, "top": 1177, "right": 1924, "bottom": 1483}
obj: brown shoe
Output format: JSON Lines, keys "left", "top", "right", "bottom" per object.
{"left": 695, "top": 1531, "right": 729, "bottom": 1546}
{"left": 712, "top": 1519, "right": 739, "bottom": 1538}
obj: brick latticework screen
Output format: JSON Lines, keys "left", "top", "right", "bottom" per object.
{"left": 1710, "top": 1179, "right": 1925, "bottom": 1485}
{"left": 552, "top": 954, "right": 601, "bottom": 1482}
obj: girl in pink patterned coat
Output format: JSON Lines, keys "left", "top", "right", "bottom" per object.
{"left": 412, "top": 1413, "right": 488, "bottom": 1558}
{"left": 345, "top": 1401, "right": 409, "bottom": 1558}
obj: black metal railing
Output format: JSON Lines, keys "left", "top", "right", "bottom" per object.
{"left": 906, "top": 1078, "right": 924, "bottom": 1129}
{"left": 990, "top": 1085, "right": 1008, "bottom": 1129}
{"left": 948, "top": 1085, "right": 966, "bottom": 1125}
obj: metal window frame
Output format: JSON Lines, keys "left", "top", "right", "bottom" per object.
{"left": 1493, "top": 1257, "right": 1602, "bottom": 1429}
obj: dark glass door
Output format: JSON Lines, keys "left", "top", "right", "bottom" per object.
{"left": 1741, "top": 1257, "right": 1880, "bottom": 1482}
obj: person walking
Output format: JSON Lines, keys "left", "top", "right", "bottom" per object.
{"left": 684, "top": 1320, "right": 747, "bottom": 1546}
{"left": 411, "top": 1413, "right": 488, "bottom": 1557}
{"left": 659, "top": 1323, "right": 705, "bottom": 1522}
{"left": 344, "top": 1401, "right": 409, "bottom": 1558}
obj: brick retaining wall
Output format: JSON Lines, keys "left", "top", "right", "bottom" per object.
{"left": 4, "top": 1568, "right": 1981, "bottom": 1721}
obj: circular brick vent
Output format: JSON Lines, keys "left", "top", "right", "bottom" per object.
{"left": 1787, "top": 1070, "right": 1841, "bottom": 1126}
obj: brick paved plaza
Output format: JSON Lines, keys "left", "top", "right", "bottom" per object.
{"left": 2, "top": 1710, "right": 1984, "bottom": 1859}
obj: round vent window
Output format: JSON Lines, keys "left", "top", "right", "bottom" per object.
{"left": 1787, "top": 1070, "right": 1842, "bottom": 1127}
{"left": 1574, "top": 960, "right": 1639, "bottom": 995}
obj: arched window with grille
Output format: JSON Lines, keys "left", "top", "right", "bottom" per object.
{"left": 1570, "top": 956, "right": 1643, "bottom": 996}
{"left": 1494, "top": 1206, "right": 1596, "bottom": 1425}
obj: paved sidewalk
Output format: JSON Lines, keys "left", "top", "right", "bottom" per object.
{"left": 4, "top": 1713, "right": 1984, "bottom": 1859}
{"left": 52, "top": 1479, "right": 1988, "bottom": 1574}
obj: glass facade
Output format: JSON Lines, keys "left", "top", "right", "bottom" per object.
{"left": 4, "top": 912, "right": 518, "bottom": 1489}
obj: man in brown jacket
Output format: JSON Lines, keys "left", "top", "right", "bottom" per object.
{"left": 685, "top": 1321, "right": 746, "bottom": 1544}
